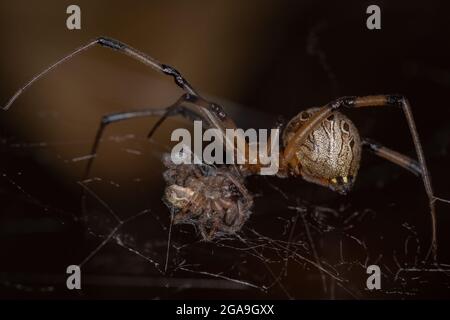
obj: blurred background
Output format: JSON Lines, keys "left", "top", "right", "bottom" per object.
{"left": 0, "top": 0, "right": 450, "bottom": 299}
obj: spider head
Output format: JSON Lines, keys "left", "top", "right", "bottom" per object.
{"left": 328, "top": 175, "right": 354, "bottom": 195}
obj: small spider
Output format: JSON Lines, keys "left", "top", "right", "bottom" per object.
{"left": 2, "top": 37, "right": 439, "bottom": 258}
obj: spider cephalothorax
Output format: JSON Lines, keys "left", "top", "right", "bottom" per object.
{"left": 281, "top": 108, "right": 361, "bottom": 194}
{"left": 162, "top": 155, "right": 252, "bottom": 240}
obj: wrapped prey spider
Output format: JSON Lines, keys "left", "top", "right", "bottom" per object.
{"left": 2, "top": 37, "right": 441, "bottom": 259}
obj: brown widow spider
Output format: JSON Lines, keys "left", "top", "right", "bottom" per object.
{"left": 1, "top": 37, "right": 443, "bottom": 259}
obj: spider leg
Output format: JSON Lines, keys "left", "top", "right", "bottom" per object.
{"left": 362, "top": 138, "right": 421, "bottom": 177}
{"left": 2, "top": 36, "right": 199, "bottom": 111}
{"left": 2, "top": 36, "right": 250, "bottom": 179}
{"left": 221, "top": 171, "right": 253, "bottom": 210}
{"left": 82, "top": 93, "right": 236, "bottom": 180}
{"left": 283, "top": 95, "right": 438, "bottom": 261}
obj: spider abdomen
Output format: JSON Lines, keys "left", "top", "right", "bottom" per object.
{"left": 282, "top": 108, "right": 361, "bottom": 193}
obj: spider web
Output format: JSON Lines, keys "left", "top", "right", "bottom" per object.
{"left": 1, "top": 100, "right": 450, "bottom": 300}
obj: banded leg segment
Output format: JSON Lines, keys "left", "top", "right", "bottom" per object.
{"left": 83, "top": 94, "right": 216, "bottom": 180}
